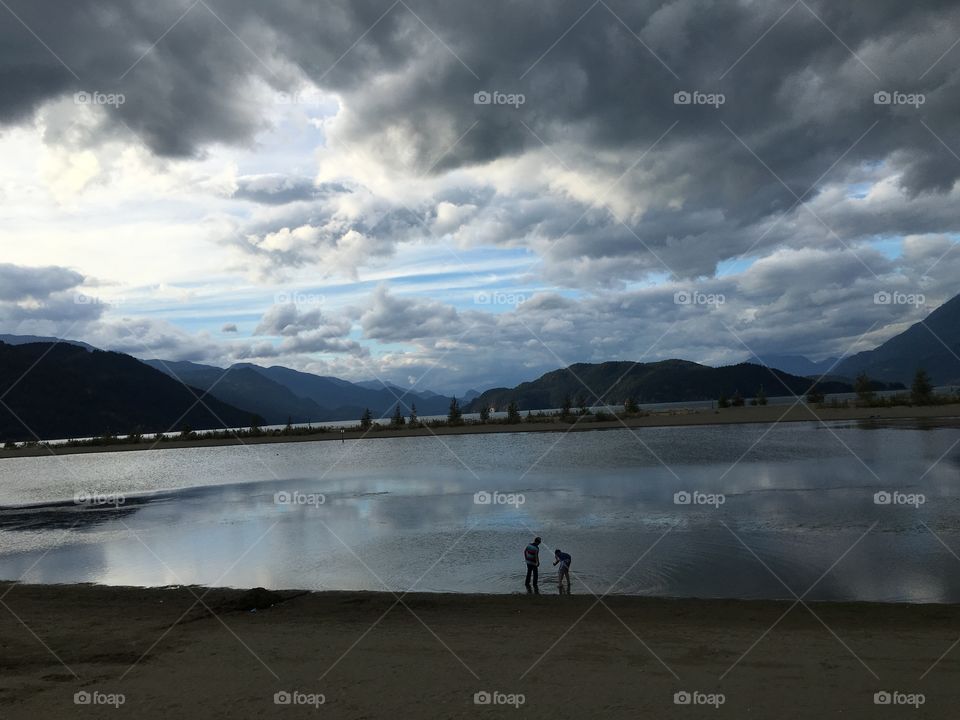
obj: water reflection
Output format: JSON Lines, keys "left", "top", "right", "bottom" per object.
{"left": 0, "top": 421, "right": 958, "bottom": 602}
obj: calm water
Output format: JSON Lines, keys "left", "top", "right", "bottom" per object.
{"left": 1, "top": 421, "right": 959, "bottom": 602}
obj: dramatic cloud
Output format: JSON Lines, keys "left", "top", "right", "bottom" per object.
{"left": 253, "top": 302, "right": 366, "bottom": 356}
{"left": 232, "top": 175, "right": 350, "bottom": 205}
{"left": 1, "top": 1, "right": 958, "bottom": 390}
{"left": 0, "top": 263, "right": 85, "bottom": 301}
{"left": 361, "top": 286, "right": 466, "bottom": 342}
{"left": 0, "top": 264, "right": 106, "bottom": 338}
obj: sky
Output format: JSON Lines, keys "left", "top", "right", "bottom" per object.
{"left": 0, "top": 0, "right": 959, "bottom": 394}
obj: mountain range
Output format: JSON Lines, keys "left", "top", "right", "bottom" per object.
{"left": 831, "top": 294, "right": 960, "bottom": 385}
{"left": 0, "top": 333, "right": 96, "bottom": 352}
{"left": 144, "top": 360, "right": 457, "bottom": 424}
{"left": 748, "top": 354, "right": 841, "bottom": 377}
{"left": 466, "top": 360, "right": 890, "bottom": 411}
{"left": 745, "top": 294, "right": 960, "bottom": 385}
{"left": 0, "top": 342, "right": 259, "bottom": 442}
{"left": 1, "top": 291, "right": 956, "bottom": 441}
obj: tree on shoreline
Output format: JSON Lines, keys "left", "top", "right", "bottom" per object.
{"left": 360, "top": 408, "right": 373, "bottom": 431}
{"left": 577, "top": 393, "right": 589, "bottom": 415}
{"left": 911, "top": 368, "right": 933, "bottom": 405}
{"left": 409, "top": 403, "right": 418, "bottom": 427}
{"left": 506, "top": 400, "right": 521, "bottom": 423}
{"left": 623, "top": 397, "right": 639, "bottom": 414}
{"left": 391, "top": 404, "right": 406, "bottom": 427}
{"left": 806, "top": 384, "right": 825, "bottom": 405}
{"left": 448, "top": 396, "right": 463, "bottom": 425}
{"left": 479, "top": 405, "right": 490, "bottom": 422}
{"left": 854, "top": 372, "right": 875, "bottom": 404}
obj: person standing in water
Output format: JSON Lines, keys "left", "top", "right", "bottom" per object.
{"left": 553, "top": 548, "right": 572, "bottom": 594}
{"left": 524, "top": 537, "right": 541, "bottom": 594}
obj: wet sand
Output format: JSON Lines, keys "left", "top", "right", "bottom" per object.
{"left": 3, "top": 402, "right": 960, "bottom": 459}
{"left": 0, "top": 583, "right": 957, "bottom": 718}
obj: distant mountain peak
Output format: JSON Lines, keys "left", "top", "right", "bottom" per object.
{"left": 0, "top": 334, "right": 96, "bottom": 352}
{"left": 833, "top": 292, "right": 960, "bottom": 384}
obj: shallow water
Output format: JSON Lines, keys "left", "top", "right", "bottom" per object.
{"left": 0, "top": 421, "right": 959, "bottom": 602}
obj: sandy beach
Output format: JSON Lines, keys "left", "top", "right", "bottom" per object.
{"left": 3, "top": 402, "right": 960, "bottom": 459}
{"left": 0, "top": 582, "right": 956, "bottom": 718}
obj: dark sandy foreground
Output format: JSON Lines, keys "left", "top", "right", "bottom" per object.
{"left": 0, "top": 584, "right": 958, "bottom": 719}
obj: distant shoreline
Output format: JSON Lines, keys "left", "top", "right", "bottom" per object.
{"left": 3, "top": 402, "right": 959, "bottom": 459}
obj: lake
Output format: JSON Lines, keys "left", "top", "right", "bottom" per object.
{"left": 1, "top": 420, "right": 958, "bottom": 602}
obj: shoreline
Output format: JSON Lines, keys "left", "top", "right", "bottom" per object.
{"left": 3, "top": 402, "right": 960, "bottom": 459}
{"left": 1, "top": 582, "right": 957, "bottom": 718}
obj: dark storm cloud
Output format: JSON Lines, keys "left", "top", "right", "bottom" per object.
{"left": 5, "top": 1, "right": 958, "bottom": 171}
{"left": 3, "top": 0, "right": 959, "bottom": 282}
{"left": 0, "top": 263, "right": 85, "bottom": 301}
{"left": 0, "top": 264, "right": 105, "bottom": 337}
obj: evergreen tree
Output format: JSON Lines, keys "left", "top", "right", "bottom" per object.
{"left": 718, "top": 393, "right": 730, "bottom": 408}
{"left": 391, "top": 404, "right": 406, "bottom": 427}
{"left": 806, "top": 384, "right": 825, "bottom": 405}
{"left": 506, "top": 400, "right": 521, "bottom": 423}
{"left": 360, "top": 408, "right": 373, "bottom": 431}
{"left": 577, "top": 393, "right": 589, "bottom": 415}
{"left": 479, "top": 405, "right": 490, "bottom": 422}
{"left": 731, "top": 390, "right": 745, "bottom": 407}
{"left": 408, "top": 403, "right": 418, "bottom": 426}
{"left": 911, "top": 368, "right": 934, "bottom": 405}
{"left": 854, "top": 372, "right": 875, "bottom": 404}
{"left": 560, "top": 393, "right": 572, "bottom": 419}
{"left": 623, "top": 397, "right": 640, "bottom": 414}
{"left": 755, "top": 386, "right": 768, "bottom": 406}
{"left": 448, "top": 396, "right": 463, "bottom": 424}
